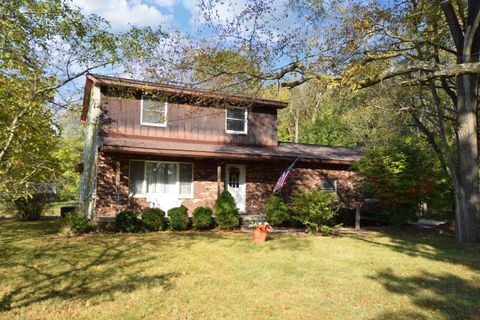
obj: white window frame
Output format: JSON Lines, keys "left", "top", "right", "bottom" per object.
{"left": 320, "top": 179, "right": 337, "bottom": 193}
{"left": 140, "top": 95, "right": 168, "bottom": 127}
{"left": 128, "top": 160, "right": 194, "bottom": 199}
{"left": 225, "top": 106, "right": 248, "bottom": 134}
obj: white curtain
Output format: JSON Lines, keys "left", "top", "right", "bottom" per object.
{"left": 146, "top": 163, "right": 176, "bottom": 194}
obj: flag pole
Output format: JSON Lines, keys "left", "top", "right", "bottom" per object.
{"left": 273, "top": 157, "right": 299, "bottom": 194}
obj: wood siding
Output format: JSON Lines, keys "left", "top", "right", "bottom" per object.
{"left": 100, "top": 90, "right": 278, "bottom": 146}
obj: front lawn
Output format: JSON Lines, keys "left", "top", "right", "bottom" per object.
{"left": 0, "top": 218, "right": 479, "bottom": 319}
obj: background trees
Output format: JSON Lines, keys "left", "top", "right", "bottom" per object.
{"left": 0, "top": 0, "right": 164, "bottom": 207}
{"left": 0, "top": 0, "right": 117, "bottom": 202}
{"left": 2, "top": 0, "right": 478, "bottom": 241}
{"left": 183, "top": 0, "right": 479, "bottom": 242}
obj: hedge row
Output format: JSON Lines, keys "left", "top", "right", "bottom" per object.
{"left": 62, "top": 191, "right": 241, "bottom": 234}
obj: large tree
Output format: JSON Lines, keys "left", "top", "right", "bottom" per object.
{"left": 0, "top": 0, "right": 165, "bottom": 201}
{"left": 189, "top": 0, "right": 480, "bottom": 242}
{"left": 0, "top": 0, "right": 116, "bottom": 199}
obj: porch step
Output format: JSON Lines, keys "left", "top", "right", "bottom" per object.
{"left": 240, "top": 214, "right": 268, "bottom": 228}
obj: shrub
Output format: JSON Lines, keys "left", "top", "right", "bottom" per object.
{"left": 291, "top": 190, "right": 339, "bottom": 233}
{"left": 141, "top": 208, "right": 165, "bottom": 231}
{"left": 97, "top": 221, "right": 116, "bottom": 233}
{"left": 62, "top": 211, "right": 94, "bottom": 234}
{"left": 266, "top": 194, "right": 290, "bottom": 226}
{"left": 168, "top": 206, "right": 189, "bottom": 230}
{"left": 214, "top": 191, "right": 240, "bottom": 229}
{"left": 192, "top": 206, "right": 213, "bottom": 229}
{"left": 115, "top": 210, "right": 141, "bottom": 232}
{"left": 319, "top": 225, "right": 332, "bottom": 236}
{"left": 353, "top": 143, "right": 445, "bottom": 225}
{"left": 332, "top": 224, "right": 343, "bottom": 236}
{"left": 8, "top": 193, "right": 51, "bottom": 221}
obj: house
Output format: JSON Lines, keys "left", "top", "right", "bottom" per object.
{"left": 78, "top": 74, "right": 363, "bottom": 219}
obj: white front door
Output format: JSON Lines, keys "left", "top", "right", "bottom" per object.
{"left": 225, "top": 164, "right": 246, "bottom": 213}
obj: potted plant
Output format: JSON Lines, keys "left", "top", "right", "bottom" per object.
{"left": 249, "top": 222, "right": 272, "bottom": 243}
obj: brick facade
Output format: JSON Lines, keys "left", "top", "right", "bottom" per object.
{"left": 95, "top": 152, "right": 358, "bottom": 217}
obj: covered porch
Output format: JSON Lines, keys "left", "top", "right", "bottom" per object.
{"left": 94, "top": 137, "right": 361, "bottom": 217}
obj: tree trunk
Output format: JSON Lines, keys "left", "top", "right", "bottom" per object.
{"left": 454, "top": 74, "right": 480, "bottom": 242}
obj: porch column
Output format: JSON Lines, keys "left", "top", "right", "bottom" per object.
{"left": 217, "top": 161, "right": 222, "bottom": 197}
{"left": 355, "top": 202, "right": 361, "bottom": 230}
{"left": 115, "top": 161, "right": 121, "bottom": 214}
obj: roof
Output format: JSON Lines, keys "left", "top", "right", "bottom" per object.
{"left": 81, "top": 74, "right": 288, "bottom": 121}
{"left": 101, "top": 138, "right": 364, "bottom": 165}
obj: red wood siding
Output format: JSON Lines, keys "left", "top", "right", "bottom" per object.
{"left": 100, "top": 91, "right": 277, "bottom": 146}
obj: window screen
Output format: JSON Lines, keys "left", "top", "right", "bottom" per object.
{"left": 320, "top": 179, "right": 336, "bottom": 192}
{"left": 179, "top": 163, "right": 193, "bottom": 196}
{"left": 226, "top": 107, "right": 247, "bottom": 133}
{"left": 141, "top": 96, "right": 167, "bottom": 126}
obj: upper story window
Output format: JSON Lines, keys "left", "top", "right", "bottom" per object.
{"left": 141, "top": 95, "right": 168, "bottom": 127}
{"left": 226, "top": 107, "right": 248, "bottom": 134}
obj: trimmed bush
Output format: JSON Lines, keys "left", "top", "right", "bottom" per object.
{"left": 214, "top": 190, "right": 240, "bottom": 229}
{"left": 7, "top": 193, "right": 50, "bottom": 221}
{"left": 192, "top": 206, "right": 213, "bottom": 229}
{"left": 266, "top": 194, "right": 290, "bottom": 226}
{"left": 168, "top": 206, "right": 189, "bottom": 230}
{"left": 319, "top": 225, "right": 332, "bottom": 236}
{"left": 62, "top": 211, "right": 94, "bottom": 234}
{"left": 291, "top": 190, "right": 339, "bottom": 233}
{"left": 115, "top": 210, "right": 141, "bottom": 232}
{"left": 141, "top": 208, "right": 165, "bottom": 231}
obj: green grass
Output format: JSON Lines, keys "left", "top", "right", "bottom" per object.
{"left": 0, "top": 218, "right": 479, "bottom": 319}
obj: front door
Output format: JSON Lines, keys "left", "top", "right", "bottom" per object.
{"left": 225, "top": 164, "right": 246, "bottom": 213}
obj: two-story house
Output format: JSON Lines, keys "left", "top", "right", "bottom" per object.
{"left": 78, "top": 74, "right": 363, "bottom": 219}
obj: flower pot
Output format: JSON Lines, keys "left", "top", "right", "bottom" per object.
{"left": 252, "top": 228, "right": 268, "bottom": 243}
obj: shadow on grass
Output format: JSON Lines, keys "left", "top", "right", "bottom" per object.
{"left": 372, "top": 268, "right": 480, "bottom": 320}
{"left": 347, "top": 228, "right": 480, "bottom": 319}
{"left": 0, "top": 219, "right": 311, "bottom": 313}
{"left": 147, "top": 228, "right": 312, "bottom": 252}
{"left": 349, "top": 228, "right": 480, "bottom": 271}
{"left": 0, "top": 218, "right": 179, "bottom": 312}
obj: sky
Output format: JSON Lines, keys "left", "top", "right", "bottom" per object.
{"left": 71, "top": 0, "right": 210, "bottom": 33}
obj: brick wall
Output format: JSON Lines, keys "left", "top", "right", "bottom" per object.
{"left": 95, "top": 153, "right": 358, "bottom": 217}
{"left": 246, "top": 162, "right": 357, "bottom": 214}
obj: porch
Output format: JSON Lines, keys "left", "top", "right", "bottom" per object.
{"left": 95, "top": 152, "right": 285, "bottom": 217}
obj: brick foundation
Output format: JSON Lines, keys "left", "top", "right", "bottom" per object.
{"left": 95, "top": 152, "right": 358, "bottom": 217}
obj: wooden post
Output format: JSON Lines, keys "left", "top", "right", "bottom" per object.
{"left": 355, "top": 202, "right": 361, "bottom": 231}
{"left": 217, "top": 162, "right": 222, "bottom": 197}
{"left": 115, "top": 161, "right": 121, "bottom": 214}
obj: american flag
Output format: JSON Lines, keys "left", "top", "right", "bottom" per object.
{"left": 273, "top": 158, "right": 298, "bottom": 193}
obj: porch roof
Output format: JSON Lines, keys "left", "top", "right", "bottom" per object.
{"left": 101, "top": 138, "right": 364, "bottom": 165}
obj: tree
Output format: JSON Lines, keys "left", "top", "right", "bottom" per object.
{"left": 0, "top": 0, "right": 118, "bottom": 200}
{"left": 0, "top": 0, "right": 165, "bottom": 202}
{"left": 354, "top": 141, "right": 438, "bottom": 225}
{"left": 193, "top": 0, "right": 480, "bottom": 242}
{"left": 53, "top": 108, "right": 85, "bottom": 201}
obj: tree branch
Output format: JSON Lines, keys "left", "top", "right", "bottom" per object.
{"left": 441, "top": 0, "right": 465, "bottom": 56}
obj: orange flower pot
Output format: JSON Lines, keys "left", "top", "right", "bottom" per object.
{"left": 252, "top": 228, "right": 268, "bottom": 243}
